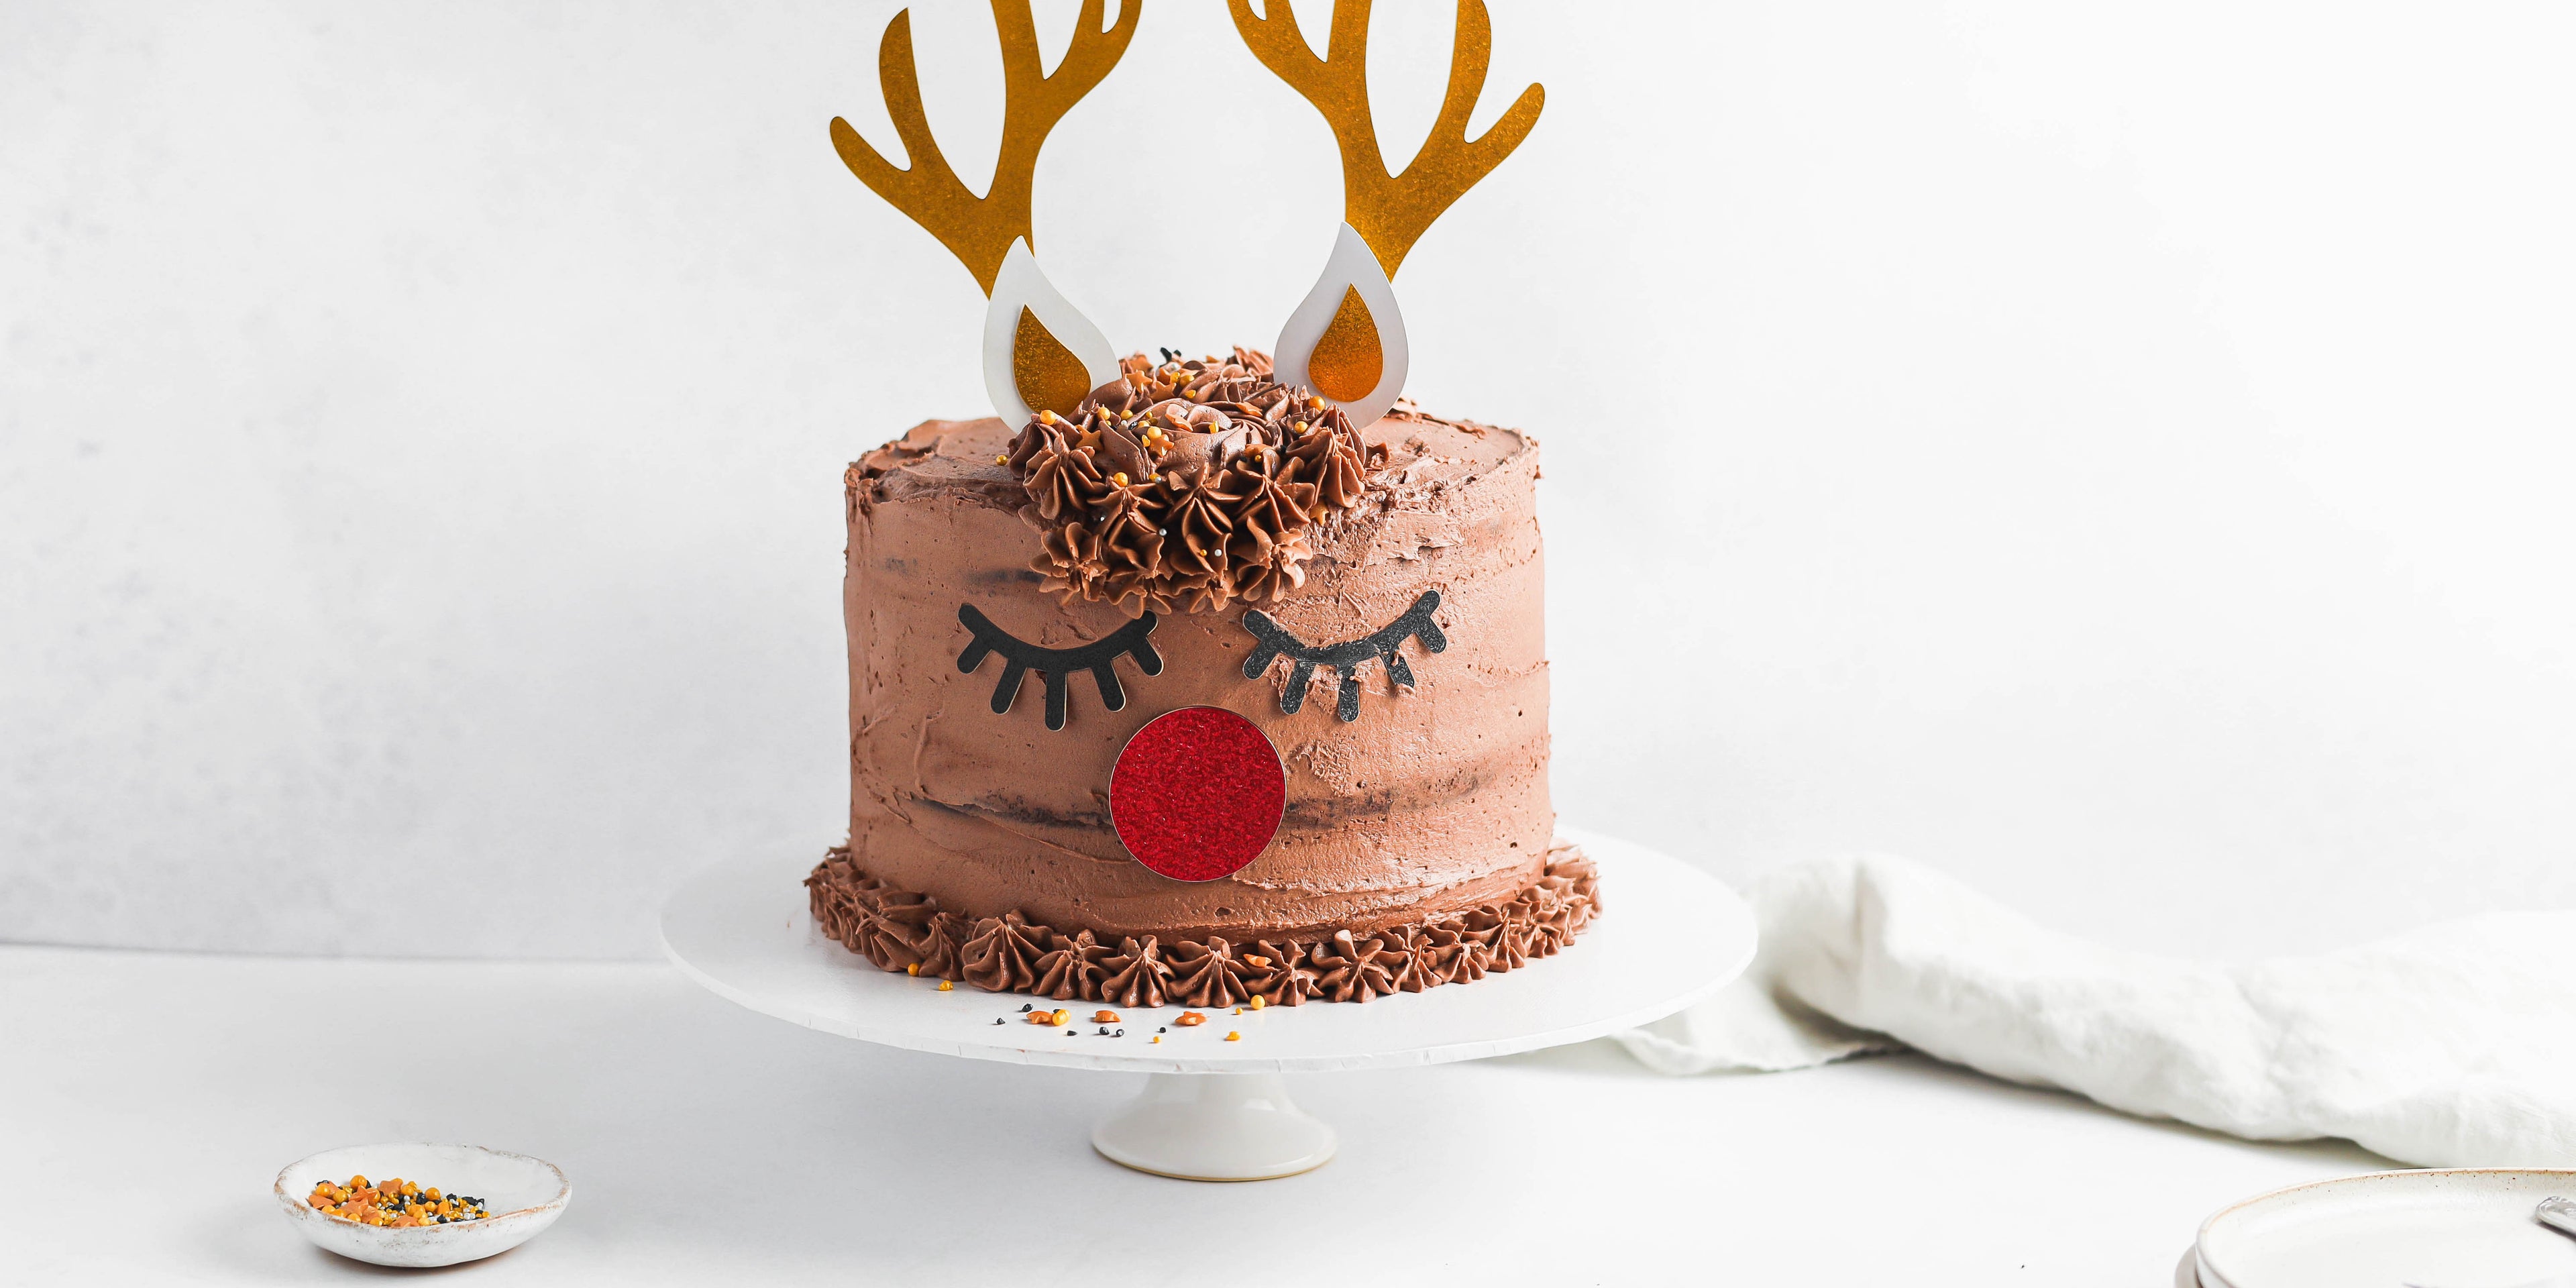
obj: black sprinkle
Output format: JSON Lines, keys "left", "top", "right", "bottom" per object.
{"left": 1096, "top": 1026, "right": 1109, "bottom": 1035}
{"left": 1018, "top": 1004, "right": 1032, "bottom": 1012}
{"left": 1114, "top": 1028, "right": 1125, "bottom": 1037}
{"left": 993, "top": 1018, "right": 1004, "bottom": 1025}
{"left": 1158, "top": 1026, "right": 1167, "bottom": 1033}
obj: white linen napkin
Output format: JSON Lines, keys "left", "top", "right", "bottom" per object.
{"left": 1613, "top": 853, "right": 2576, "bottom": 1167}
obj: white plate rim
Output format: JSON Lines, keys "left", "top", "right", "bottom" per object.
{"left": 2194, "top": 1167, "right": 2576, "bottom": 1288}
{"left": 659, "top": 826, "right": 1758, "bottom": 1074}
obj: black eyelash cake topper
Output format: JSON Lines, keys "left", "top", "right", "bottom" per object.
{"left": 956, "top": 604, "right": 1162, "bottom": 731}
{"left": 1239, "top": 590, "right": 1448, "bottom": 724}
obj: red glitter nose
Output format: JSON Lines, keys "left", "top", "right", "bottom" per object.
{"left": 1110, "top": 706, "right": 1286, "bottom": 882}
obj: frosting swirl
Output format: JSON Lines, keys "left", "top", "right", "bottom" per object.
{"left": 1163, "top": 938, "right": 1251, "bottom": 1009}
{"left": 959, "top": 911, "right": 1048, "bottom": 994}
{"left": 1098, "top": 935, "right": 1175, "bottom": 1009}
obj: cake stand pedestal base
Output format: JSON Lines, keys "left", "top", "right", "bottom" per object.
{"left": 659, "top": 828, "right": 1754, "bottom": 1183}
{"left": 1091, "top": 1072, "right": 1337, "bottom": 1181}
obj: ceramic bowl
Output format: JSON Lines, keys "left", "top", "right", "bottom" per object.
{"left": 274, "top": 1142, "right": 570, "bottom": 1268}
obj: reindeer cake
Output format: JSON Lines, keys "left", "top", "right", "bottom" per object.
{"left": 808, "top": 0, "right": 1597, "bottom": 1008}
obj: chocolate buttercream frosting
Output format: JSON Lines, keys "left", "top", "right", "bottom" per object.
{"left": 1004, "top": 350, "right": 1375, "bottom": 616}
{"left": 839, "top": 370, "right": 1566, "bottom": 978}
{"left": 807, "top": 843, "right": 1601, "bottom": 1006}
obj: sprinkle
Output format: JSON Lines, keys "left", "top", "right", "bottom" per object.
{"left": 906, "top": 963, "right": 920, "bottom": 976}
{"left": 1249, "top": 995, "right": 1267, "bottom": 1010}
{"left": 1150, "top": 1035, "right": 1160, "bottom": 1043}
{"left": 1052, "top": 1009, "right": 1071, "bottom": 1026}
{"left": 936, "top": 980, "right": 953, "bottom": 991}
{"left": 994, "top": 454, "right": 1008, "bottom": 466}
{"left": 306, "top": 1175, "right": 490, "bottom": 1228}
{"left": 1224, "top": 1031, "right": 1242, "bottom": 1041}
{"left": 1110, "top": 472, "right": 1128, "bottom": 486}
{"left": 1093, "top": 1010, "right": 1121, "bottom": 1024}
{"left": 1038, "top": 409, "right": 1060, "bottom": 425}
{"left": 1175, "top": 1011, "right": 1208, "bottom": 1027}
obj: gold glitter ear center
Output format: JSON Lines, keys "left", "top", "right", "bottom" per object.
{"left": 1307, "top": 286, "right": 1383, "bottom": 402}
{"left": 1013, "top": 307, "right": 1092, "bottom": 419}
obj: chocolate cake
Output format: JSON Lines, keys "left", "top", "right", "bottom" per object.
{"left": 806, "top": 1, "right": 1592, "bottom": 1004}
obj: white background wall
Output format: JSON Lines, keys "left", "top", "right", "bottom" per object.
{"left": 5, "top": 1, "right": 2571, "bottom": 960}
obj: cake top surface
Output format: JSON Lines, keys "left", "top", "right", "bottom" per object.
{"left": 852, "top": 350, "right": 1532, "bottom": 617}
{"left": 856, "top": 405, "right": 1525, "bottom": 506}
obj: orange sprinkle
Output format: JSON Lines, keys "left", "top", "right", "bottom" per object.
{"left": 305, "top": 1175, "right": 489, "bottom": 1227}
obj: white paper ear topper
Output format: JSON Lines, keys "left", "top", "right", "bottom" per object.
{"left": 1270, "top": 223, "right": 1410, "bottom": 429}
{"left": 982, "top": 239, "right": 1120, "bottom": 425}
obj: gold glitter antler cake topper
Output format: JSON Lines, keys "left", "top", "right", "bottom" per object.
{"left": 1232, "top": 0, "right": 1543, "bottom": 427}
{"left": 829, "top": 2, "right": 1139, "bottom": 423}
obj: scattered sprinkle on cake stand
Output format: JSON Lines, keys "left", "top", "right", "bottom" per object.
{"left": 659, "top": 827, "right": 1755, "bottom": 1182}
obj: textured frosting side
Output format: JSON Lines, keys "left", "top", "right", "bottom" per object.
{"left": 808, "top": 841, "right": 1601, "bottom": 1006}
{"left": 844, "top": 400, "right": 1552, "bottom": 943}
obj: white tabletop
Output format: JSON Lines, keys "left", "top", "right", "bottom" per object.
{"left": 0, "top": 943, "right": 2386, "bottom": 1285}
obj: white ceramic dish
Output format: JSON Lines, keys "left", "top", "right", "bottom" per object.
{"left": 2196, "top": 1169, "right": 2576, "bottom": 1288}
{"left": 274, "top": 1142, "right": 570, "bottom": 1268}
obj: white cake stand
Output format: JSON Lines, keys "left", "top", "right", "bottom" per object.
{"left": 658, "top": 826, "right": 1756, "bottom": 1181}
